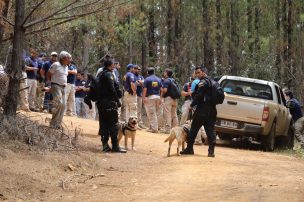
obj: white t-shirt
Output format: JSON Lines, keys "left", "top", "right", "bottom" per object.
{"left": 49, "top": 61, "right": 68, "bottom": 85}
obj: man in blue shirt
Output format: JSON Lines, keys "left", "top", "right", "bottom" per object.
{"left": 123, "top": 64, "right": 137, "bottom": 120}
{"left": 75, "top": 72, "right": 89, "bottom": 118}
{"left": 35, "top": 52, "right": 47, "bottom": 112}
{"left": 161, "top": 68, "right": 179, "bottom": 133}
{"left": 143, "top": 67, "right": 162, "bottom": 133}
{"left": 24, "top": 49, "right": 39, "bottom": 111}
{"left": 65, "top": 59, "right": 77, "bottom": 116}
{"left": 41, "top": 51, "right": 57, "bottom": 112}
{"left": 180, "top": 79, "right": 193, "bottom": 125}
{"left": 284, "top": 89, "right": 304, "bottom": 149}
{"left": 134, "top": 65, "right": 146, "bottom": 129}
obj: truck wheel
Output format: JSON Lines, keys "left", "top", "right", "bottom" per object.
{"left": 218, "top": 133, "right": 233, "bottom": 141}
{"left": 262, "top": 123, "right": 276, "bottom": 151}
{"left": 276, "top": 124, "right": 294, "bottom": 149}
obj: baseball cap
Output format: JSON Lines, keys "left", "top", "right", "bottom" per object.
{"left": 51, "top": 51, "right": 58, "bottom": 56}
{"left": 126, "top": 64, "right": 133, "bottom": 70}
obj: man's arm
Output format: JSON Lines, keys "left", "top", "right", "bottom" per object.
{"left": 131, "top": 82, "right": 137, "bottom": 95}
{"left": 105, "top": 72, "right": 119, "bottom": 102}
{"left": 68, "top": 69, "right": 77, "bottom": 75}
{"left": 190, "top": 80, "right": 208, "bottom": 107}
{"left": 47, "top": 71, "right": 52, "bottom": 82}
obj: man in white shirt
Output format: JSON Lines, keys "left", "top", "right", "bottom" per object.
{"left": 47, "top": 51, "right": 71, "bottom": 128}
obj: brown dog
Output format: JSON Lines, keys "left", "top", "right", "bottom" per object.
{"left": 118, "top": 117, "right": 138, "bottom": 150}
{"left": 164, "top": 121, "right": 191, "bottom": 157}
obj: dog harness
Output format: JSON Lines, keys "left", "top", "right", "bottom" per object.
{"left": 122, "top": 123, "right": 137, "bottom": 136}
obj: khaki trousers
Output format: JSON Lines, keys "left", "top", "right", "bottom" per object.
{"left": 294, "top": 117, "right": 304, "bottom": 147}
{"left": 145, "top": 98, "right": 162, "bottom": 131}
{"left": 180, "top": 100, "right": 191, "bottom": 125}
{"left": 137, "top": 96, "right": 144, "bottom": 124}
{"left": 163, "top": 97, "right": 178, "bottom": 131}
{"left": 65, "top": 83, "right": 76, "bottom": 116}
{"left": 50, "top": 84, "right": 66, "bottom": 127}
{"left": 18, "top": 73, "right": 30, "bottom": 110}
{"left": 35, "top": 81, "right": 45, "bottom": 111}
{"left": 27, "top": 78, "right": 37, "bottom": 109}
{"left": 124, "top": 92, "right": 137, "bottom": 120}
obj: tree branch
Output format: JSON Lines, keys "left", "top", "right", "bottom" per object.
{"left": 23, "top": 0, "right": 80, "bottom": 29}
{"left": 2, "top": 0, "right": 134, "bottom": 42}
{"left": 22, "top": 0, "right": 47, "bottom": 26}
{"left": 0, "top": 15, "right": 14, "bottom": 26}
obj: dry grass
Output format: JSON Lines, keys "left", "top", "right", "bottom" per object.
{"left": 0, "top": 111, "right": 81, "bottom": 151}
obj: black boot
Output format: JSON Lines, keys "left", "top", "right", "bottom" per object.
{"left": 102, "top": 142, "right": 112, "bottom": 152}
{"left": 208, "top": 144, "right": 215, "bottom": 157}
{"left": 180, "top": 147, "right": 194, "bottom": 155}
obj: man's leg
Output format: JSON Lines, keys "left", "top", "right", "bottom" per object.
{"left": 180, "top": 100, "right": 191, "bottom": 125}
{"left": 180, "top": 112, "right": 204, "bottom": 155}
{"left": 171, "top": 98, "right": 178, "bottom": 127}
{"left": 294, "top": 117, "right": 304, "bottom": 149}
{"left": 163, "top": 97, "right": 173, "bottom": 132}
{"left": 204, "top": 118, "right": 217, "bottom": 157}
{"left": 35, "top": 81, "right": 45, "bottom": 111}
{"left": 50, "top": 85, "right": 65, "bottom": 128}
{"left": 145, "top": 99, "right": 158, "bottom": 132}
{"left": 98, "top": 102, "right": 111, "bottom": 152}
{"left": 27, "top": 79, "right": 37, "bottom": 110}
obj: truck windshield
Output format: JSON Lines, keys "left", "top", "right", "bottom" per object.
{"left": 221, "top": 79, "right": 273, "bottom": 100}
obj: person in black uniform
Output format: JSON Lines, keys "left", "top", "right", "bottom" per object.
{"left": 97, "top": 59, "right": 126, "bottom": 153}
{"left": 180, "top": 66, "right": 217, "bottom": 157}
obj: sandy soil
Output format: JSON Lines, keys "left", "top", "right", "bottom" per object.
{"left": 0, "top": 112, "right": 304, "bottom": 202}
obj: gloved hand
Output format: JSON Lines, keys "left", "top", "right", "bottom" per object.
{"left": 84, "top": 96, "right": 92, "bottom": 109}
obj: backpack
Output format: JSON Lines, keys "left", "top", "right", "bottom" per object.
{"left": 87, "top": 77, "right": 100, "bottom": 102}
{"left": 205, "top": 78, "right": 225, "bottom": 105}
{"left": 167, "top": 78, "right": 181, "bottom": 99}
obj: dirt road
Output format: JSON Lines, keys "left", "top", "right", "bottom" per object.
{"left": 0, "top": 113, "right": 304, "bottom": 201}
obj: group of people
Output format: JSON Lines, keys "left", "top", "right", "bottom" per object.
{"left": 94, "top": 58, "right": 217, "bottom": 156}
{"left": 17, "top": 48, "right": 218, "bottom": 156}
{"left": 18, "top": 49, "right": 95, "bottom": 120}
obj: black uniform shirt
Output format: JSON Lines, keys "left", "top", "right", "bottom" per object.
{"left": 99, "top": 69, "right": 119, "bottom": 103}
{"left": 190, "top": 78, "right": 211, "bottom": 108}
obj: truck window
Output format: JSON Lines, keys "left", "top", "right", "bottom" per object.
{"left": 275, "top": 86, "right": 282, "bottom": 104}
{"left": 279, "top": 88, "right": 287, "bottom": 106}
{"left": 221, "top": 79, "right": 273, "bottom": 100}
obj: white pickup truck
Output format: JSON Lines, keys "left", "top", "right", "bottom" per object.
{"left": 215, "top": 76, "right": 294, "bottom": 151}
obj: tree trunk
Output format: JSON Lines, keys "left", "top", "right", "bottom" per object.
{"left": 0, "top": 0, "right": 10, "bottom": 60}
{"left": 140, "top": 1, "right": 147, "bottom": 77}
{"left": 287, "top": 0, "right": 293, "bottom": 84}
{"left": 247, "top": 0, "right": 253, "bottom": 54}
{"left": 230, "top": 0, "right": 239, "bottom": 75}
{"left": 202, "top": 0, "right": 214, "bottom": 71}
{"left": 275, "top": 0, "right": 282, "bottom": 82}
{"left": 148, "top": 1, "right": 157, "bottom": 65}
{"left": 4, "top": 0, "right": 25, "bottom": 116}
{"left": 254, "top": 1, "right": 261, "bottom": 66}
{"left": 282, "top": 0, "right": 288, "bottom": 85}
{"left": 215, "top": 0, "right": 223, "bottom": 74}
{"left": 167, "top": 0, "right": 174, "bottom": 66}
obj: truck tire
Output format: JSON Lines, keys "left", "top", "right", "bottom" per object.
{"left": 276, "top": 124, "right": 294, "bottom": 149}
{"left": 262, "top": 122, "right": 276, "bottom": 151}
{"left": 218, "top": 133, "right": 233, "bottom": 141}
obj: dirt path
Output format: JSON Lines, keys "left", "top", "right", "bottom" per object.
{"left": 0, "top": 113, "right": 304, "bottom": 201}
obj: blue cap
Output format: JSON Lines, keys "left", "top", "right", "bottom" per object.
{"left": 127, "top": 64, "right": 133, "bottom": 70}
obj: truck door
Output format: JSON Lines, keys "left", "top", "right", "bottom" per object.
{"left": 274, "top": 85, "right": 288, "bottom": 136}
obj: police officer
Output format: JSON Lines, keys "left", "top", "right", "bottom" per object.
{"left": 124, "top": 64, "right": 137, "bottom": 120}
{"left": 97, "top": 59, "right": 126, "bottom": 153}
{"left": 180, "top": 66, "right": 217, "bottom": 157}
{"left": 143, "top": 67, "right": 162, "bottom": 133}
